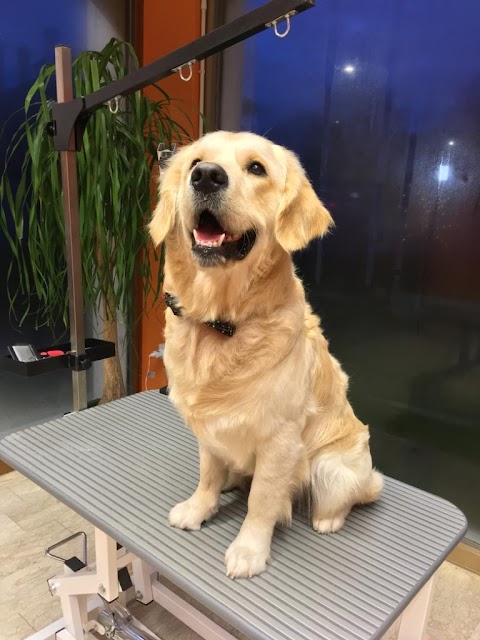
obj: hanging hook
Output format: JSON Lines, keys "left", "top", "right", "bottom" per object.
{"left": 173, "top": 59, "right": 197, "bottom": 82}
{"left": 266, "top": 10, "right": 296, "bottom": 38}
{"left": 107, "top": 96, "right": 120, "bottom": 114}
{"left": 179, "top": 63, "right": 193, "bottom": 82}
{"left": 273, "top": 15, "right": 290, "bottom": 38}
{"left": 157, "top": 142, "right": 177, "bottom": 170}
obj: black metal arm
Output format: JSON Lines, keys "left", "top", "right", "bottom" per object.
{"left": 49, "top": 0, "right": 315, "bottom": 151}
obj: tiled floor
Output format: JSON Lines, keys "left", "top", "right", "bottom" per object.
{"left": 0, "top": 471, "right": 479, "bottom": 640}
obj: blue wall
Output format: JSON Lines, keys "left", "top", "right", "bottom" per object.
{"left": 0, "top": 1, "right": 86, "bottom": 345}
{"left": 1, "top": 0, "right": 86, "bottom": 165}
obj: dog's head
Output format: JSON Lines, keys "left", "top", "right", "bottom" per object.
{"left": 149, "top": 131, "right": 333, "bottom": 267}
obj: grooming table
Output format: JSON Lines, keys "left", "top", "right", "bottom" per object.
{"left": 0, "top": 391, "right": 467, "bottom": 640}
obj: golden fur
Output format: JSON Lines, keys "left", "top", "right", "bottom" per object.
{"left": 149, "top": 131, "right": 383, "bottom": 578}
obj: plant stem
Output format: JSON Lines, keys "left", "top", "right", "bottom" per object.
{"left": 99, "top": 293, "right": 126, "bottom": 404}
{"left": 96, "top": 233, "right": 126, "bottom": 404}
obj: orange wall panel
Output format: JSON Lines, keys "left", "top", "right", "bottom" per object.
{"left": 142, "top": 0, "right": 201, "bottom": 136}
{"left": 134, "top": 1, "right": 201, "bottom": 392}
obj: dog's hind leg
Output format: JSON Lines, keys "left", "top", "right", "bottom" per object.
{"left": 310, "top": 433, "right": 383, "bottom": 534}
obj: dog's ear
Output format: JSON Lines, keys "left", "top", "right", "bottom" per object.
{"left": 274, "top": 149, "right": 334, "bottom": 252}
{"left": 149, "top": 155, "right": 183, "bottom": 246}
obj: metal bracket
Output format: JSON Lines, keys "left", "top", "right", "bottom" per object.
{"left": 97, "top": 596, "right": 159, "bottom": 640}
{"left": 49, "top": 98, "right": 90, "bottom": 151}
{"left": 66, "top": 353, "right": 92, "bottom": 372}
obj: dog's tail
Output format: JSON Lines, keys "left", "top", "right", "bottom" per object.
{"left": 359, "top": 469, "right": 384, "bottom": 504}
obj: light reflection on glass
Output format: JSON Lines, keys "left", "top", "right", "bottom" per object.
{"left": 438, "top": 163, "right": 450, "bottom": 182}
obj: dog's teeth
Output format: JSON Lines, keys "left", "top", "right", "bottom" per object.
{"left": 193, "top": 232, "right": 226, "bottom": 248}
{"left": 224, "top": 233, "right": 242, "bottom": 243}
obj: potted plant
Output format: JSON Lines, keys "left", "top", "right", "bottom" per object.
{"left": 0, "top": 38, "right": 191, "bottom": 403}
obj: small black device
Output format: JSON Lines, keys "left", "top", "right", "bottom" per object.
{"left": 7, "top": 343, "right": 41, "bottom": 363}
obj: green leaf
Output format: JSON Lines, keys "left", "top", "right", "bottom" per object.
{"left": 0, "top": 37, "right": 185, "bottom": 340}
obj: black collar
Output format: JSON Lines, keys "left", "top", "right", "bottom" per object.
{"left": 164, "top": 292, "right": 236, "bottom": 337}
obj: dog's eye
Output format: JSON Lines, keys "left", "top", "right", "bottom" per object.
{"left": 190, "top": 158, "right": 201, "bottom": 169}
{"left": 248, "top": 161, "right": 267, "bottom": 176}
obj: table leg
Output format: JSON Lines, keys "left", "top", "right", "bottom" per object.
{"left": 132, "top": 557, "right": 154, "bottom": 604}
{"left": 397, "top": 576, "right": 435, "bottom": 640}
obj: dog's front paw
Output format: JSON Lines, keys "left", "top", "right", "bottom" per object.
{"left": 169, "top": 497, "right": 217, "bottom": 531}
{"left": 224, "top": 538, "right": 269, "bottom": 579}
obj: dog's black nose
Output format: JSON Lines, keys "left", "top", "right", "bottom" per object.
{"left": 191, "top": 162, "right": 228, "bottom": 194}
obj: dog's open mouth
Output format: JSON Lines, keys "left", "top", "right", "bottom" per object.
{"left": 193, "top": 210, "right": 242, "bottom": 247}
{"left": 191, "top": 210, "right": 256, "bottom": 266}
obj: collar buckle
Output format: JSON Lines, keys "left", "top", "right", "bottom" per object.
{"left": 164, "top": 292, "right": 236, "bottom": 337}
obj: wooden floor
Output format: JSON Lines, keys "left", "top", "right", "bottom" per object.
{"left": 0, "top": 471, "right": 479, "bottom": 640}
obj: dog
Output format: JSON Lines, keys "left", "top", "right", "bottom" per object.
{"left": 149, "top": 131, "right": 383, "bottom": 579}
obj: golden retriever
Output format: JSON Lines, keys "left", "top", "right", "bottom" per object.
{"left": 149, "top": 131, "right": 383, "bottom": 579}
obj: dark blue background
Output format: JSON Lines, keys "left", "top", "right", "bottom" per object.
{"left": 240, "top": 0, "right": 480, "bottom": 540}
{"left": 0, "top": 1, "right": 86, "bottom": 347}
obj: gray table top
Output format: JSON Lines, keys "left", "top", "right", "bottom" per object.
{"left": 0, "top": 391, "right": 467, "bottom": 640}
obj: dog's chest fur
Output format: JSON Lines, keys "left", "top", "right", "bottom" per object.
{"left": 163, "top": 310, "right": 313, "bottom": 472}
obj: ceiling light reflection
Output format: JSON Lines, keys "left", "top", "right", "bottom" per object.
{"left": 438, "top": 163, "right": 450, "bottom": 182}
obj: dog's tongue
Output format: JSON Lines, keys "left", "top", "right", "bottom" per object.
{"left": 194, "top": 211, "right": 227, "bottom": 246}
{"left": 195, "top": 228, "right": 224, "bottom": 243}
{"left": 193, "top": 211, "right": 243, "bottom": 247}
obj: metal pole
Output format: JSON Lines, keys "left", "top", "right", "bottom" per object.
{"left": 54, "top": 46, "right": 88, "bottom": 412}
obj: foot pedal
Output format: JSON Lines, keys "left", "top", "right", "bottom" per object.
{"left": 45, "top": 531, "right": 87, "bottom": 571}
{"left": 64, "top": 556, "right": 86, "bottom": 572}
{"left": 118, "top": 566, "right": 133, "bottom": 591}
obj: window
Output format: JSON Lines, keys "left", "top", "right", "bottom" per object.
{"left": 221, "top": 0, "right": 480, "bottom": 544}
